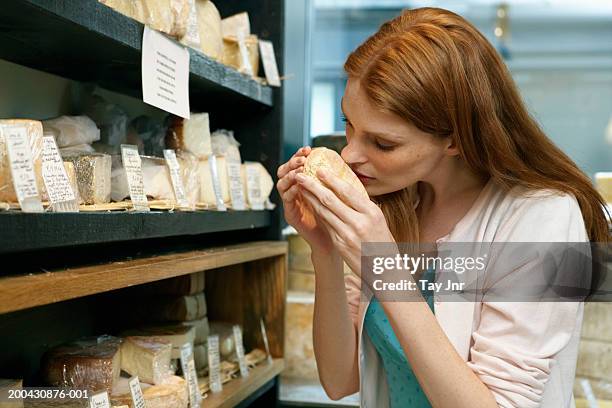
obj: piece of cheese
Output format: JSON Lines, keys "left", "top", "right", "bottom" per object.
{"left": 193, "top": 343, "right": 207, "bottom": 370}
{"left": 111, "top": 156, "right": 174, "bottom": 202}
{"left": 179, "top": 0, "right": 201, "bottom": 49}
{"left": 147, "top": 293, "right": 207, "bottom": 321}
{"left": 198, "top": 156, "right": 230, "bottom": 206}
{"left": 99, "top": 0, "right": 148, "bottom": 22}
{"left": 209, "top": 322, "right": 236, "bottom": 358}
{"left": 42, "top": 116, "right": 100, "bottom": 148}
{"left": 143, "top": 272, "right": 205, "bottom": 296}
{"left": 303, "top": 147, "right": 368, "bottom": 198}
{"left": 165, "top": 113, "right": 212, "bottom": 160}
{"left": 0, "top": 119, "right": 44, "bottom": 203}
{"left": 240, "top": 162, "right": 274, "bottom": 209}
{"left": 121, "top": 325, "right": 195, "bottom": 359}
{"left": 0, "top": 379, "right": 23, "bottom": 408}
{"left": 40, "top": 162, "right": 82, "bottom": 204}
{"left": 211, "top": 129, "right": 241, "bottom": 163}
{"left": 41, "top": 335, "right": 122, "bottom": 394}
{"left": 222, "top": 35, "right": 260, "bottom": 76}
{"left": 221, "top": 12, "right": 250, "bottom": 38}
{"left": 181, "top": 316, "right": 210, "bottom": 344}
{"left": 61, "top": 153, "right": 112, "bottom": 204}
{"left": 120, "top": 337, "right": 172, "bottom": 385}
{"left": 195, "top": 0, "right": 222, "bottom": 60}
{"left": 111, "top": 375, "right": 188, "bottom": 408}
{"left": 595, "top": 172, "right": 612, "bottom": 203}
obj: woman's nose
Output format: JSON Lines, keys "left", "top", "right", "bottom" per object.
{"left": 341, "top": 141, "right": 367, "bottom": 165}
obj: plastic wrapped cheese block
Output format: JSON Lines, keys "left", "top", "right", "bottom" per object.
{"left": 193, "top": 343, "right": 207, "bottom": 371}
{"left": 0, "top": 379, "right": 23, "bottom": 408}
{"left": 61, "top": 153, "right": 112, "bottom": 205}
{"left": 165, "top": 113, "right": 212, "bottom": 160}
{"left": 41, "top": 335, "right": 122, "bottom": 394}
{"left": 209, "top": 322, "right": 237, "bottom": 358}
{"left": 42, "top": 116, "right": 100, "bottom": 148}
{"left": 197, "top": 156, "right": 230, "bottom": 206}
{"left": 304, "top": 147, "right": 368, "bottom": 198}
{"left": 111, "top": 156, "right": 174, "bottom": 202}
{"left": 240, "top": 162, "right": 274, "bottom": 209}
{"left": 181, "top": 316, "right": 210, "bottom": 344}
{"left": 0, "top": 119, "right": 44, "bottom": 203}
{"left": 121, "top": 325, "right": 195, "bottom": 359}
{"left": 222, "top": 35, "right": 260, "bottom": 76}
{"left": 211, "top": 129, "right": 241, "bottom": 163}
{"left": 120, "top": 337, "right": 172, "bottom": 385}
{"left": 195, "top": 0, "right": 222, "bottom": 60}
{"left": 111, "top": 375, "right": 188, "bottom": 408}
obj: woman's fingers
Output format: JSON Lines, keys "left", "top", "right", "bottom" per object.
{"left": 276, "top": 166, "right": 303, "bottom": 195}
{"left": 277, "top": 146, "right": 311, "bottom": 178}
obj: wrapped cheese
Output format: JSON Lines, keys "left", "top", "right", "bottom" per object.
{"left": 221, "top": 12, "right": 250, "bottom": 38}
{"left": 41, "top": 335, "right": 122, "bottom": 394}
{"left": 0, "top": 379, "right": 23, "bottom": 408}
{"left": 222, "top": 35, "right": 260, "bottom": 76}
{"left": 198, "top": 155, "right": 230, "bottom": 207}
{"left": 111, "top": 375, "right": 188, "bottom": 408}
{"left": 181, "top": 316, "right": 210, "bottom": 344}
{"left": 195, "top": 0, "right": 222, "bottom": 60}
{"left": 111, "top": 156, "right": 174, "bottom": 202}
{"left": 209, "top": 322, "right": 237, "bottom": 359}
{"left": 121, "top": 325, "right": 195, "bottom": 359}
{"left": 42, "top": 116, "right": 100, "bottom": 148}
{"left": 193, "top": 343, "right": 207, "bottom": 371}
{"left": 240, "top": 162, "right": 274, "bottom": 209}
{"left": 179, "top": 0, "right": 200, "bottom": 49}
{"left": 0, "top": 119, "right": 44, "bottom": 203}
{"left": 211, "top": 129, "right": 241, "bottom": 163}
{"left": 120, "top": 337, "right": 172, "bottom": 385}
{"left": 61, "top": 153, "right": 112, "bottom": 204}
{"left": 165, "top": 113, "right": 212, "bottom": 160}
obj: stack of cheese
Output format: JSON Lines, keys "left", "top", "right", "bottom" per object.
{"left": 221, "top": 12, "right": 259, "bottom": 77}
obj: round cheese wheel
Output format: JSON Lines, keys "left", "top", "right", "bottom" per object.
{"left": 303, "top": 147, "right": 368, "bottom": 198}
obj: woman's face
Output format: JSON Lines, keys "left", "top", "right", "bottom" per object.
{"left": 341, "top": 77, "right": 452, "bottom": 197}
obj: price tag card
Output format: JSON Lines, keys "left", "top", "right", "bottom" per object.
{"left": 129, "top": 376, "right": 147, "bottom": 408}
{"left": 180, "top": 343, "right": 202, "bottom": 407}
{"left": 259, "top": 318, "right": 273, "bottom": 365}
{"left": 89, "top": 391, "right": 110, "bottom": 408}
{"left": 245, "top": 162, "right": 264, "bottom": 210}
{"left": 2, "top": 125, "right": 43, "bottom": 213}
{"left": 142, "top": 26, "right": 190, "bottom": 119}
{"left": 259, "top": 40, "right": 281, "bottom": 87}
{"left": 237, "top": 30, "right": 254, "bottom": 76}
{"left": 233, "top": 325, "right": 249, "bottom": 377}
{"left": 121, "top": 145, "right": 150, "bottom": 212}
{"left": 207, "top": 335, "right": 223, "bottom": 393}
{"left": 208, "top": 156, "right": 227, "bottom": 211}
{"left": 163, "top": 149, "right": 190, "bottom": 209}
{"left": 227, "top": 161, "right": 246, "bottom": 210}
{"left": 41, "top": 135, "right": 78, "bottom": 212}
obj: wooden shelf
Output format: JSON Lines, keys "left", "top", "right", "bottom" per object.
{"left": 202, "top": 359, "right": 285, "bottom": 408}
{"left": 0, "top": 0, "right": 273, "bottom": 109}
{"left": 0, "top": 210, "right": 272, "bottom": 254}
{"left": 0, "top": 241, "right": 287, "bottom": 314}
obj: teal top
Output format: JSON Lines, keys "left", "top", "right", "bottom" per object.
{"left": 364, "top": 268, "right": 436, "bottom": 408}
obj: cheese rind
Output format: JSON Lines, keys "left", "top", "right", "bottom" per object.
{"left": 111, "top": 375, "right": 188, "bottom": 408}
{"left": 303, "top": 147, "right": 368, "bottom": 198}
{"left": 120, "top": 336, "right": 172, "bottom": 385}
{"left": 121, "top": 325, "right": 196, "bottom": 359}
{"left": 165, "top": 113, "right": 212, "bottom": 160}
{"left": 61, "top": 153, "right": 112, "bottom": 204}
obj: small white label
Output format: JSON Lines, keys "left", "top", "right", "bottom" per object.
{"left": 260, "top": 318, "right": 273, "bottom": 365}
{"left": 142, "top": 26, "right": 190, "bottom": 119}
{"left": 245, "top": 162, "right": 264, "bottom": 210}
{"left": 580, "top": 379, "right": 599, "bottom": 408}
{"left": 89, "top": 391, "right": 110, "bottom": 408}
{"left": 2, "top": 126, "right": 43, "bottom": 213}
{"left": 207, "top": 335, "right": 223, "bottom": 393}
{"left": 237, "top": 30, "right": 254, "bottom": 76}
{"left": 128, "top": 376, "right": 147, "bottom": 408}
{"left": 209, "top": 156, "right": 227, "bottom": 211}
{"left": 233, "top": 325, "right": 249, "bottom": 377}
{"left": 121, "top": 145, "right": 150, "bottom": 212}
{"left": 227, "top": 161, "right": 246, "bottom": 210}
{"left": 163, "top": 149, "right": 190, "bottom": 209}
{"left": 180, "top": 343, "right": 202, "bottom": 407}
{"left": 259, "top": 40, "right": 281, "bottom": 87}
{"left": 41, "top": 135, "right": 77, "bottom": 210}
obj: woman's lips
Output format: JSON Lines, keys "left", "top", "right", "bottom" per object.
{"left": 353, "top": 170, "right": 375, "bottom": 184}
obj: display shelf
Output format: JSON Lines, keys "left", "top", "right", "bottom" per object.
{"left": 0, "top": 0, "right": 273, "bottom": 109}
{"left": 0, "top": 210, "right": 272, "bottom": 254}
{"left": 203, "top": 359, "right": 284, "bottom": 408}
{"left": 0, "top": 241, "right": 287, "bottom": 314}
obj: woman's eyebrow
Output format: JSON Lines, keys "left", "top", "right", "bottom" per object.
{"left": 363, "top": 130, "right": 404, "bottom": 142}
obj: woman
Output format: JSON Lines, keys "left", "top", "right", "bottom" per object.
{"left": 276, "top": 7, "right": 611, "bottom": 408}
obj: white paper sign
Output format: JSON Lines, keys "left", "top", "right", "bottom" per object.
{"left": 121, "top": 145, "right": 150, "bottom": 212}
{"left": 260, "top": 318, "right": 273, "bottom": 365}
{"left": 237, "top": 30, "right": 254, "bottom": 76}
{"left": 245, "top": 162, "right": 264, "bottom": 210}
{"left": 2, "top": 126, "right": 43, "bottom": 213}
{"left": 207, "top": 335, "right": 223, "bottom": 393}
{"left": 259, "top": 40, "right": 281, "bottom": 87}
{"left": 227, "top": 161, "right": 246, "bottom": 210}
{"left": 89, "top": 391, "right": 110, "bottom": 408}
{"left": 208, "top": 155, "right": 227, "bottom": 211}
{"left": 41, "top": 135, "right": 78, "bottom": 211}
{"left": 163, "top": 149, "right": 190, "bottom": 209}
{"left": 128, "top": 376, "right": 147, "bottom": 408}
{"left": 180, "top": 343, "right": 201, "bottom": 407}
{"left": 233, "top": 325, "right": 249, "bottom": 377}
{"left": 142, "top": 26, "right": 190, "bottom": 119}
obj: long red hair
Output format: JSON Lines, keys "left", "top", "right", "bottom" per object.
{"left": 344, "top": 7, "right": 611, "bottom": 243}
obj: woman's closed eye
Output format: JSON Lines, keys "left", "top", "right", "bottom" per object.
{"left": 374, "top": 139, "right": 396, "bottom": 151}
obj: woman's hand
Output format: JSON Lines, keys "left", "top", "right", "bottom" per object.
{"left": 276, "top": 146, "right": 335, "bottom": 254}
{"left": 295, "top": 167, "right": 397, "bottom": 277}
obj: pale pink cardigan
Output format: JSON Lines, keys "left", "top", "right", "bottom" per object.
{"left": 346, "top": 179, "right": 588, "bottom": 407}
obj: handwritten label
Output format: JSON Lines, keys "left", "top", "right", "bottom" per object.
{"left": 207, "top": 335, "right": 223, "bottom": 393}
{"left": 142, "top": 26, "right": 190, "bottom": 119}
{"left": 237, "top": 30, "right": 253, "bottom": 76}
{"left": 121, "top": 145, "right": 150, "bottom": 212}
{"left": 128, "top": 377, "right": 147, "bottom": 408}
{"left": 180, "top": 343, "right": 201, "bottom": 407}
{"left": 89, "top": 391, "right": 110, "bottom": 408}
{"left": 260, "top": 318, "right": 273, "bottom": 365}
{"left": 227, "top": 161, "right": 246, "bottom": 210}
{"left": 259, "top": 40, "right": 281, "bottom": 87}
{"left": 163, "top": 149, "right": 190, "bottom": 209}
{"left": 41, "top": 135, "right": 78, "bottom": 211}
{"left": 233, "top": 325, "right": 249, "bottom": 377}
{"left": 208, "top": 156, "right": 227, "bottom": 211}
{"left": 2, "top": 125, "right": 43, "bottom": 213}
{"left": 245, "top": 162, "right": 263, "bottom": 210}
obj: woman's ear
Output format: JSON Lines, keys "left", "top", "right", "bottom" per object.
{"left": 444, "top": 136, "right": 460, "bottom": 156}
